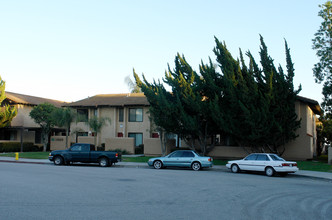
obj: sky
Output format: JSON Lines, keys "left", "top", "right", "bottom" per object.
{"left": 0, "top": 0, "right": 327, "bottom": 103}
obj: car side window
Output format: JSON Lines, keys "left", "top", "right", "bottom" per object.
{"left": 256, "top": 155, "right": 269, "bottom": 161}
{"left": 244, "top": 154, "right": 257, "bottom": 160}
{"left": 71, "top": 145, "right": 82, "bottom": 152}
{"left": 170, "top": 151, "right": 183, "bottom": 157}
{"left": 182, "top": 151, "right": 195, "bottom": 157}
{"left": 81, "top": 145, "right": 89, "bottom": 152}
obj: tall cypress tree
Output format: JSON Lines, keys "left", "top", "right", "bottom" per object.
{"left": 135, "top": 36, "right": 301, "bottom": 155}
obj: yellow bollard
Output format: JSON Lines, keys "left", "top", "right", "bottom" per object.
{"left": 15, "top": 152, "right": 19, "bottom": 161}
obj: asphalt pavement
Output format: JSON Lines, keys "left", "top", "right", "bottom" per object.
{"left": 0, "top": 156, "right": 332, "bottom": 181}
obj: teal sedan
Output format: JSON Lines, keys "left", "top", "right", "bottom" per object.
{"left": 148, "top": 150, "right": 213, "bottom": 171}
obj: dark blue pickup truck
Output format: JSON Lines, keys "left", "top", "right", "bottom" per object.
{"left": 49, "top": 143, "right": 121, "bottom": 167}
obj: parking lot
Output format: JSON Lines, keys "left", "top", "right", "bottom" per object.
{"left": 1, "top": 162, "right": 332, "bottom": 220}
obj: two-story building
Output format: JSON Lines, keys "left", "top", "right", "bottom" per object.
{"left": 0, "top": 92, "right": 66, "bottom": 148}
{"left": 1, "top": 91, "right": 322, "bottom": 160}
{"left": 63, "top": 93, "right": 158, "bottom": 152}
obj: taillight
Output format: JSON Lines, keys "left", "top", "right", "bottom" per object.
{"left": 282, "top": 163, "right": 297, "bottom": 167}
{"left": 115, "top": 153, "right": 118, "bottom": 158}
{"left": 208, "top": 158, "right": 212, "bottom": 162}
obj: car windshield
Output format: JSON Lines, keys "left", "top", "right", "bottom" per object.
{"left": 269, "top": 154, "right": 285, "bottom": 161}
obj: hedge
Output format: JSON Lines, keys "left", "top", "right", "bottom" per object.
{"left": 0, "top": 142, "right": 41, "bottom": 152}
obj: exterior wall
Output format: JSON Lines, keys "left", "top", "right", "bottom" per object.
{"left": 208, "top": 146, "right": 250, "bottom": 159}
{"left": 125, "top": 107, "right": 151, "bottom": 140}
{"left": 50, "top": 136, "right": 67, "bottom": 150}
{"left": 68, "top": 106, "right": 154, "bottom": 147}
{"left": 10, "top": 104, "right": 39, "bottom": 128}
{"left": 105, "top": 138, "right": 135, "bottom": 154}
{"left": 144, "top": 138, "right": 162, "bottom": 156}
{"left": 77, "top": 136, "right": 95, "bottom": 145}
{"left": 282, "top": 102, "right": 317, "bottom": 160}
{"left": 144, "top": 138, "right": 175, "bottom": 156}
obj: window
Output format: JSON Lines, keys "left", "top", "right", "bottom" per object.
{"left": 71, "top": 145, "right": 82, "bottom": 151}
{"left": 244, "top": 154, "right": 257, "bottom": 160}
{"left": 0, "top": 129, "right": 17, "bottom": 140}
{"left": 77, "top": 109, "right": 88, "bottom": 122}
{"left": 35, "top": 130, "right": 42, "bottom": 144}
{"left": 128, "top": 133, "right": 143, "bottom": 147}
{"left": 129, "top": 108, "right": 143, "bottom": 122}
{"left": 169, "top": 151, "right": 183, "bottom": 157}
{"left": 93, "top": 109, "right": 98, "bottom": 117}
{"left": 119, "top": 108, "right": 124, "bottom": 122}
{"left": 269, "top": 154, "right": 285, "bottom": 161}
{"left": 182, "top": 151, "right": 195, "bottom": 157}
{"left": 256, "top": 155, "right": 269, "bottom": 161}
{"left": 77, "top": 132, "right": 88, "bottom": 137}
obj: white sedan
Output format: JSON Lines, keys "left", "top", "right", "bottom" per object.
{"left": 226, "top": 153, "right": 298, "bottom": 177}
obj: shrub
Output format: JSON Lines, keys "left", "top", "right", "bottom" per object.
{"left": 0, "top": 142, "right": 41, "bottom": 152}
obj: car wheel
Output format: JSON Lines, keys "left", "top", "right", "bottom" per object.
{"left": 265, "top": 167, "right": 275, "bottom": 177}
{"left": 54, "top": 156, "right": 64, "bottom": 165}
{"left": 153, "top": 160, "right": 163, "bottom": 169}
{"left": 99, "top": 158, "right": 109, "bottom": 167}
{"left": 191, "top": 162, "right": 201, "bottom": 171}
{"left": 231, "top": 164, "right": 240, "bottom": 173}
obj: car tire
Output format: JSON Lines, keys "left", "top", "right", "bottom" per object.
{"left": 191, "top": 162, "right": 201, "bottom": 171}
{"left": 265, "top": 167, "right": 275, "bottom": 177}
{"left": 99, "top": 157, "right": 109, "bottom": 167}
{"left": 54, "top": 156, "right": 64, "bottom": 165}
{"left": 153, "top": 160, "right": 163, "bottom": 169}
{"left": 231, "top": 164, "right": 240, "bottom": 173}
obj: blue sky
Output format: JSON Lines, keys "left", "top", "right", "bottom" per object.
{"left": 0, "top": 0, "right": 327, "bottom": 103}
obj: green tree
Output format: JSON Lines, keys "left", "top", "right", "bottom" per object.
{"left": 135, "top": 36, "right": 301, "bottom": 155}
{"left": 125, "top": 75, "right": 141, "bottom": 93}
{"left": 52, "top": 107, "right": 76, "bottom": 148}
{"left": 313, "top": 1, "right": 332, "bottom": 113}
{"left": 85, "top": 116, "right": 111, "bottom": 147}
{"left": 29, "top": 103, "right": 57, "bottom": 152}
{"left": 0, "top": 77, "right": 17, "bottom": 127}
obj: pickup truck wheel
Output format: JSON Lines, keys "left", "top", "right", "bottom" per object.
{"left": 54, "top": 156, "right": 64, "bottom": 165}
{"left": 99, "top": 158, "right": 109, "bottom": 167}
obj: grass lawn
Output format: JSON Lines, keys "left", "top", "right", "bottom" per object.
{"left": 1, "top": 152, "right": 331, "bottom": 172}
{"left": 0, "top": 152, "right": 50, "bottom": 159}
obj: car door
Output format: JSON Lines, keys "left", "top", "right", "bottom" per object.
{"left": 69, "top": 144, "right": 83, "bottom": 162}
{"left": 163, "top": 151, "right": 183, "bottom": 167}
{"left": 179, "top": 151, "right": 195, "bottom": 168}
{"left": 240, "top": 154, "right": 258, "bottom": 171}
{"left": 69, "top": 144, "right": 90, "bottom": 162}
{"left": 254, "top": 154, "right": 270, "bottom": 171}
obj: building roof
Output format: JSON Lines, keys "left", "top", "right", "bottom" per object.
{"left": 296, "top": 95, "right": 321, "bottom": 115}
{"left": 5, "top": 91, "right": 66, "bottom": 107}
{"left": 64, "top": 93, "right": 150, "bottom": 107}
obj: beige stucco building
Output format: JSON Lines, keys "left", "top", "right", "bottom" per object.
{"left": 1, "top": 91, "right": 322, "bottom": 160}
{"left": 62, "top": 93, "right": 158, "bottom": 152}
{"left": 0, "top": 92, "right": 66, "bottom": 148}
